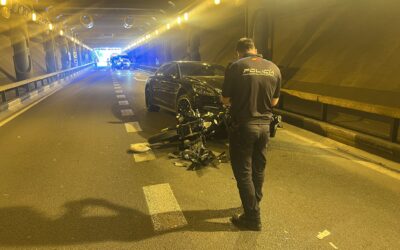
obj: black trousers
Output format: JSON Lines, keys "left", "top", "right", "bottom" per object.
{"left": 229, "top": 123, "right": 269, "bottom": 220}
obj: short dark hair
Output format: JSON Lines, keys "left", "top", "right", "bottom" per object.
{"left": 236, "top": 38, "right": 255, "bottom": 53}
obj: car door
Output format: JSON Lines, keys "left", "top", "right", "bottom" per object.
{"left": 151, "top": 64, "right": 170, "bottom": 104}
{"left": 158, "top": 63, "right": 180, "bottom": 109}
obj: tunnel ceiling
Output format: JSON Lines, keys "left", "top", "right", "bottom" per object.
{"left": 33, "top": 0, "right": 194, "bottom": 48}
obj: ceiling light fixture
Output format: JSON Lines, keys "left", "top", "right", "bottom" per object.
{"left": 31, "top": 12, "right": 37, "bottom": 21}
{"left": 214, "top": 0, "right": 221, "bottom": 5}
{"left": 48, "top": 23, "right": 53, "bottom": 30}
{"left": 0, "top": 0, "right": 7, "bottom": 6}
{"left": 177, "top": 16, "right": 182, "bottom": 24}
{"left": 184, "top": 13, "right": 189, "bottom": 21}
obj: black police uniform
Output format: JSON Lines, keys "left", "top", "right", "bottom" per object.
{"left": 222, "top": 53, "right": 281, "bottom": 221}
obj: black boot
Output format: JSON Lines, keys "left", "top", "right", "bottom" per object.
{"left": 230, "top": 213, "right": 262, "bottom": 231}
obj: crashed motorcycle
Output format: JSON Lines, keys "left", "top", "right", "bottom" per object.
{"left": 147, "top": 106, "right": 229, "bottom": 170}
{"left": 147, "top": 106, "right": 282, "bottom": 170}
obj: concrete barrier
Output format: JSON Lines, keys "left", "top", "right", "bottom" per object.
{"left": 275, "top": 109, "right": 400, "bottom": 165}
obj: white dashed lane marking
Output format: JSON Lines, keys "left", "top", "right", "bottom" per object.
{"left": 130, "top": 144, "right": 156, "bottom": 162}
{"left": 282, "top": 130, "right": 400, "bottom": 180}
{"left": 115, "top": 90, "right": 123, "bottom": 94}
{"left": 133, "top": 151, "right": 156, "bottom": 162}
{"left": 118, "top": 100, "right": 129, "bottom": 106}
{"left": 116, "top": 95, "right": 126, "bottom": 99}
{"left": 143, "top": 183, "right": 188, "bottom": 232}
{"left": 124, "top": 122, "right": 142, "bottom": 133}
{"left": 121, "top": 109, "right": 134, "bottom": 116}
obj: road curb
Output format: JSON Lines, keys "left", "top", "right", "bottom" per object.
{"left": 275, "top": 109, "right": 400, "bottom": 166}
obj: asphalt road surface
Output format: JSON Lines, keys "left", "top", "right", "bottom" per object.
{"left": 0, "top": 69, "right": 399, "bottom": 250}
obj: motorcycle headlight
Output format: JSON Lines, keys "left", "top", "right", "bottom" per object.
{"left": 193, "top": 84, "right": 216, "bottom": 96}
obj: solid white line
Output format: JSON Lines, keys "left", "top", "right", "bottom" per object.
{"left": 134, "top": 77, "right": 148, "bottom": 82}
{"left": 282, "top": 130, "right": 400, "bottom": 180}
{"left": 143, "top": 183, "right": 188, "bottom": 231}
{"left": 0, "top": 85, "right": 63, "bottom": 127}
{"left": 124, "top": 122, "right": 142, "bottom": 133}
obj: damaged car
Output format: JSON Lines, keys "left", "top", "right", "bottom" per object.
{"left": 145, "top": 61, "right": 225, "bottom": 113}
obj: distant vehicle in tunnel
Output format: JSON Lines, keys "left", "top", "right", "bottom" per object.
{"left": 111, "top": 55, "right": 132, "bottom": 70}
{"left": 145, "top": 61, "right": 225, "bottom": 113}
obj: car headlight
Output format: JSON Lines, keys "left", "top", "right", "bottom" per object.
{"left": 193, "top": 84, "right": 216, "bottom": 96}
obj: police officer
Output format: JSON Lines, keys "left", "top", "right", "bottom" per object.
{"left": 222, "top": 38, "right": 281, "bottom": 231}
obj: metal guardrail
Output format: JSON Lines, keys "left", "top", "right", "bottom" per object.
{"left": 280, "top": 89, "right": 400, "bottom": 119}
{"left": 0, "top": 63, "right": 93, "bottom": 104}
{"left": 279, "top": 89, "right": 400, "bottom": 143}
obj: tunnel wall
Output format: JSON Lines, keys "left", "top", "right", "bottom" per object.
{"left": 0, "top": 35, "right": 16, "bottom": 84}
{"left": 266, "top": 0, "right": 400, "bottom": 107}
{"left": 0, "top": 35, "right": 51, "bottom": 85}
{"left": 29, "top": 40, "right": 47, "bottom": 76}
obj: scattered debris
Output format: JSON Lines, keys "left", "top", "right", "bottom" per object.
{"left": 317, "top": 230, "right": 331, "bottom": 240}
{"left": 173, "top": 161, "right": 191, "bottom": 168}
{"left": 329, "top": 242, "right": 339, "bottom": 249}
{"left": 168, "top": 153, "right": 179, "bottom": 159}
{"left": 130, "top": 143, "right": 151, "bottom": 153}
{"left": 168, "top": 140, "right": 228, "bottom": 171}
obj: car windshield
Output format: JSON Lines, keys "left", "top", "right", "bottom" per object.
{"left": 179, "top": 63, "right": 225, "bottom": 77}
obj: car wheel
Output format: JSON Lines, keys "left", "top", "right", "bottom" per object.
{"left": 145, "top": 88, "right": 160, "bottom": 112}
{"left": 176, "top": 94, "right": 194, "bottom": 115}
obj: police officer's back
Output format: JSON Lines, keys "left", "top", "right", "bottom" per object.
{"left": 222, "top": 38, "right": 281, "bottom": 231}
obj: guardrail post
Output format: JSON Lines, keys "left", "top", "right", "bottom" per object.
{"left": 390, "top": 118, "right": 399, "bottom": 143}
{"left": 1, "top": 92, "right": 6, "bottom": 103}
{"left": 322, "top": 103, "right": 328, "bottom": 121}
{"left": 278, "top": 94, "right": 284, "bottom": 109}
{"left": 15, "top": 88, "right": 20, "bottom": 97}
